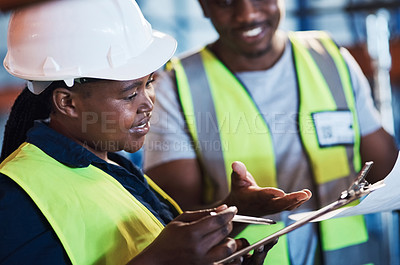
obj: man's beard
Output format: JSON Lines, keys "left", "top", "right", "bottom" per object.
{"left": 241, "top": 44, "right": 272, "bottom": 59}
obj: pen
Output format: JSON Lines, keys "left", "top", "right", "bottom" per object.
{"left": 210, "top": 211, "right": 276, "bottom": 225}
{"left": 232, "top": 214, "right": 276, "bottom": 225}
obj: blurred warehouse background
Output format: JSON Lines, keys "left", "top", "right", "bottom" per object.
{"left": 0, "top": 0, "right": 399, "bottom": 263}
{"left": 1, "top": 0, "right": 400, "bottom": 147}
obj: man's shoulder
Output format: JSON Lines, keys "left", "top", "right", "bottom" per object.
{"left": 289, "top": 30, "right": 338, "bottom": 47}
{"left": 290, "top": 30, "right": 331, "bottom": 39}
{"left": 162, "top": 46, "right": 209, "bottom": 81}
{"left": 177, "top": 46, "right": 205, "bottom": 61}
{"left": 160, "top": 48, "right": 204, "bottom": 75}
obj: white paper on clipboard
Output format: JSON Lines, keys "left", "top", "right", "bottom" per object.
{"left": 290, "top": 151, "right": 400, "bottom": 222}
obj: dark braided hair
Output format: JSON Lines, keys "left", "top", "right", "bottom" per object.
{"left": 0, "top": 81, "right": 68, "bottom": 162}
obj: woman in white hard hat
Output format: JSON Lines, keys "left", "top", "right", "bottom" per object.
{"left": 0, "top": 0, "right": 310, "bottom": 264}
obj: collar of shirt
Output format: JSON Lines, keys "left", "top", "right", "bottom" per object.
{"left": 26, "top": 121, "right": 106, "bottom": 168}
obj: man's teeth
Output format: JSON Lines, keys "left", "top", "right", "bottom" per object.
{"left": 243, "top": 27, "right": 262, "bottom": 37}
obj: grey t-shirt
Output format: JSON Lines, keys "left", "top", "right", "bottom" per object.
{"left": 144, "top": 40, "right": 381, "bottom": 180}
{"left": 144, "top": 40, "right": 382, "bottom": 265}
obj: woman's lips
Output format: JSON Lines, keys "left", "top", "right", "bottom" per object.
{"left": 130, "top": 118, "right": 151, "bottom": 135}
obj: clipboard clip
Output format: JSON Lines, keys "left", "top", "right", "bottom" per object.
{"left": 340, "top": 161, "right": 373, "bottom": 200}
{"left": 215, "top": 161, "right": 379, "bottom": 264}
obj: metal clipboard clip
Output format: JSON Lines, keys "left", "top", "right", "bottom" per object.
{"left": 215, "top": 161, "right": 384, "bottom": 264}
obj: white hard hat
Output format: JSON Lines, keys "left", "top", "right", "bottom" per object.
{"left": 3, "top": 0, "right": 177, "bottom": 94}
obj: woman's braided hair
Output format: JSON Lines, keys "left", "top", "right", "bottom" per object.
{"left": 0, "top": 81, "right": 67, "bottom": 162}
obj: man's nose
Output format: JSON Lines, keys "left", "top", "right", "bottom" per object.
{"left": 234, "top": 0, "right": 258, "bottom": 24}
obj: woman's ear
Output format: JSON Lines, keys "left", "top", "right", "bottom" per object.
{"left": 52, "top": 88, "right": 78, "bottom": 118}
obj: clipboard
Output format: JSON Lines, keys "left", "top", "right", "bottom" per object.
{"left": 215, "top": 161, "right": 384, "bottom": 264}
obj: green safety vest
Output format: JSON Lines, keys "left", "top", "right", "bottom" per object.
{"left": 169, "top": 31, "right": 379, "bottom": 264}
{"left": 0, "top": 142, "right": 182, "bottom": 265}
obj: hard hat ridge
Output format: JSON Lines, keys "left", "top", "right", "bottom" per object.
{"left": 3, "top": 0, "right": 177, "bottom": 94}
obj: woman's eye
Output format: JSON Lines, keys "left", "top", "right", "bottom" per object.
{"left": 146, "top": 78, "right": 155, "bottom": 87}
{"left": 126, "top": 92, "right": 138, "bottom": 100}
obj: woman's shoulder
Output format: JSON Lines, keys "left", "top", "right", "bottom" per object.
{"left": 0, "top": 173, "right": 70, "bottom": 264}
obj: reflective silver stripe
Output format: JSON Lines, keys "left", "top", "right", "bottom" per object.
{"left": 300, "top": 38, "right": 348, "bottom": 109}
{"left": 317, "top": 177, "right": 353, "bottom": 206}
{"left": 294, "top": 32, "right": 357, "bottom": 180}
{"left": 180, "top": 53, "right": 229, "bottom": 200}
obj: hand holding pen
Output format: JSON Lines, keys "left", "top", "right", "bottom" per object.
{"left": 210, "top": 207, "right": 276, "bottom": 225}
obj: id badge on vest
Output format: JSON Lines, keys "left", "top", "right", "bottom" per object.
{"left": 312, "top": 110, "right": 355, "bottom": 147}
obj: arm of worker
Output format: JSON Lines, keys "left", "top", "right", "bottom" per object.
{"left": 146, "top": 159, "right": 204, "bottom": 210}
{"left": 146, "top": 158, "right": 311, "bottom": 216}
{"left": 340, "top": 48, "right": 399, "bottom": 184}
{"left": 360, "top": 128, "right": 398, "bottom": 184}
{"left": 128, "top": 205, "right": 275, "bottom": 265}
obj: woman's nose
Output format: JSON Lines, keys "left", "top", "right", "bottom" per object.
{"left": 137, "top": 88, "right": 155, "bottom": 114}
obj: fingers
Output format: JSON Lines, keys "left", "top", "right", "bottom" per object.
{"left": 285, "top": 189, "right": 312, "bottom": 202}
{"left": 261, "top": 237, "right": 278, "bottom": 253}
{"left": 153, "top": 205, "right": 236, "bottom": 264}
{"left": 228, "top": 160, "right": 313, "bottom": 216}
{"left": 174, "top": 206, "right": 235, "bottom": 250}
{"left": 303, "top": 189, "right": 312, "bottom": 197}
{"left": 235, "top": 238, "right": 250, "bottom": 250}
{"left": 243, "top": 238, "right": 279, "bottom": 265}
{"left": 283, "top": 189, "right": 312, "bottom": 210}
{"left": 243, "top": 188, "right": 311, "bottom": 215}
{"left": 172, "top": 205, "right": 236, "bottom": 249}
{"left": 231, "top": 161, "right": 247, "bottom": 178}
{"left": 231, "top": 161, "right": 255, "bottom": 188}
{"left": 174, "top": 208, "right": 217, "bottom": 222}
{"left": 291, "top": 189, "right": 312, "bottom": 200}
{"left": 247, "top": 248, "right": 268, "bottom": 265}
{"left": 174, "top": 204, "right": 229, "bottom": 222}
{"left": 215, "top": 204, "right": 230, "bottom": 213}
{"left": 181, "top": 207, "right": 237, "bottom": 264}
{"left": 258, "top": 187, "right": 286, "bottom": 198}
{"left": 173, "top": 205, "right": 236, "bottom": 247}
{"left": 199, "top": 206, "right": 237, "bottom": 247}
{"left": 207, "top": 237, "right": 238, "bottom": 264}
{"left": 213, "top": 239, "right": 249, "bottom": 265}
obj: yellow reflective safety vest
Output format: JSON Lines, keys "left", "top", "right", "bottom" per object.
{"left": 168, "top": 31, "right": 380, "bottom": 264}
{"left": 0, "top": 142, "right": 182, "bottom": 265}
